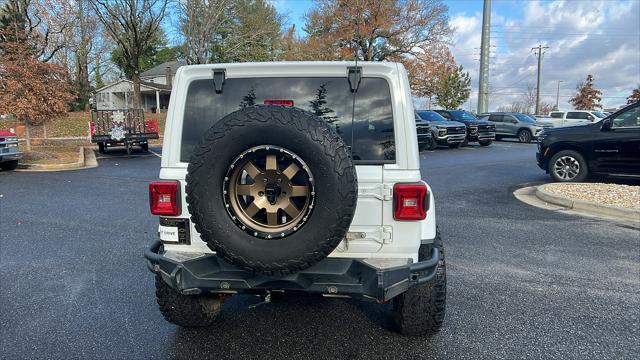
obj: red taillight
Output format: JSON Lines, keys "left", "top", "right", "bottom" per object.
{"left": 393, "top": 183, "right": 428, "bottom": 221}
{"left": 149, "top": 181, "right": 181, "bottom": 215}
{"left": 89, "top": 121, "right": 94, "bottom": 136}
{"left": 145, "top": 119, "right": 159, "bottom": 133}
{"left": 264, "top": 99, "right": 294, "bottom": 106}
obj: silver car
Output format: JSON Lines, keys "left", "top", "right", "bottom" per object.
{"left": 479, "top": 112, "right": 551, "bottom": 143}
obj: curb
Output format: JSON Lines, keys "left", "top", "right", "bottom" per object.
{"left": 17, "top": 146, "right": 97, "bottom": 172}
{"left": 535, "top": 184, "right": 640, "bottom": 222}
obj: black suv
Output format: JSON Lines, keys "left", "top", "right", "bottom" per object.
{"left": 434, "top": 110, "right": 496, "bottom": 146}
{"left": 537, "top": 102, "right": 640, "bottom": 182}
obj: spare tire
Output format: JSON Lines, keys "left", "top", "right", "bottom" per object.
{"left": 186, "top": 105, "right": 357, "bottom": 275}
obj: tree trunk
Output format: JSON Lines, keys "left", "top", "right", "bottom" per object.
{"left": 75, "top": 0, "right": 91, "bottom": 111}
{"left": 24, "top": 117, "right": 32, "bottom": 151}
{"left": 132, "top": 71, "right": 142, "bottom": 109}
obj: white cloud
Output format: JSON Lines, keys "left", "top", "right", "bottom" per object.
{"left": 448, "top": 0, "right": 640, "bottom": 112}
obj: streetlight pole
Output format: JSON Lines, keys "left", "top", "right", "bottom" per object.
{"left": 555, "top": 80, "right": 564, "bottom": 110}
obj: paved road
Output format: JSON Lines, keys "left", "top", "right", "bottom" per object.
{"left": 1, "top": 142, "right": 638, "bottom": 359}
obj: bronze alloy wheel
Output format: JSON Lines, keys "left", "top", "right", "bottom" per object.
{"left": 223, "top": 145, "right": 315, "bottom": 239}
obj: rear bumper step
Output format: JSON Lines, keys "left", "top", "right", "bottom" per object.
{"left": 144, "top": 240, "right": 439, "bottom": 302}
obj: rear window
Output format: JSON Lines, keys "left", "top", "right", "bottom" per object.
{"left": 180, "top": 77, "right": 395, "bottom": 163}
{"left": 550, "top": 112, "right": 564, "bottom": 118}
{"left": 566, "top": 112, "right": 589, "bottom": 120}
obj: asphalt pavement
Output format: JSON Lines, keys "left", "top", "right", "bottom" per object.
{"left": 1, "top": 141, "right": 638, "bottom": 359}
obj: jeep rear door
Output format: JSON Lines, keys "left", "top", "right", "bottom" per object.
{"left": 176, "top": 66, "right": 394, "bottom": 252}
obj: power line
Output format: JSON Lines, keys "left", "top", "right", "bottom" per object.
{"left": 490, "top": 30, "right": 639, "bottom": 37}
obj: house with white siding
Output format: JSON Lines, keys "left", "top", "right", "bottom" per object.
{"left": 94, "top": 61, "right": 183, "bottom": 112}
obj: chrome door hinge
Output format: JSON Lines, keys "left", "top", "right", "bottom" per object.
{"left": 358, "top": 184, "right": 392, "bottom": 201}
{"left": 345, "top": 226, "right": 392, "bottom": 245}
{"left": 379, "top": 226, "right": 393, "bottom": 244}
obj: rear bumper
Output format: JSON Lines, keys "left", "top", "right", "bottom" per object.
{"left": 91, "top": 133, "right": 159, "bottom": 143}
{"left": 144, "top": 240, "right": 439, "bottom": 302}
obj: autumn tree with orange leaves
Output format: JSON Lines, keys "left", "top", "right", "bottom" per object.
{"left": 627, "top": 86, "right": 640, "bottom": 105}
{"left": 302, "top": 0, "right": 451, "bottom": 62}
{"left": 406, "top": 45, "right": 456, "bottom": 107}
{"left": 0, "top": 30, "right": 73, "bottom": 150}
{"left": 285, "top": 0, "right": 455, "bottom": 106}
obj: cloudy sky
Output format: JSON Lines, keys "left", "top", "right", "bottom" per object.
{"left": 273, "top": 0, "right": 640, "bottom": 111}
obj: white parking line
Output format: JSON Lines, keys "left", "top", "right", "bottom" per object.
{"left": 149, "top": 150, "right": 162, "bottom": 158}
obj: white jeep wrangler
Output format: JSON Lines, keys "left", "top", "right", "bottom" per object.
{"left": 145, "top": 62, "right": 446, "bottom": 336}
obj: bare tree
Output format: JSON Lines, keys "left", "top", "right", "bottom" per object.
{"left": 496, "top": 102, "right": 525, "bottom": 113}
{"left": 0, "top": 0, "right": 71, "bottom": 62}
{"left": 538, "top": 102, "right": 554, "bottom": 114}
{"left": 521, "top": 83, "right": 536, "bottom": 114}
{"left": 177, "top": 0, "right": 233, "bottom": 64}
{"left": 178, "top": 0, "right": 282, "bottom": 64}
{"left": 90, "top": 0, "right": 167, "bottom": 108}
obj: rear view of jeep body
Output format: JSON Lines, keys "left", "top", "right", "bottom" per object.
{"left": 145, "top": 62, "right": 446, "bottom": 335}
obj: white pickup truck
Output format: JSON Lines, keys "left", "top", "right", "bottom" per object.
{"left": 144, "top": 62, "right": 446, "bottom": 336}
{"left": 546, "top": 110, "right": 608, "bottom": 127}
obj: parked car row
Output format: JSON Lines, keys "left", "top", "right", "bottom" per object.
{"left": 415, "top": 109, "right": 496, "bottom": 150}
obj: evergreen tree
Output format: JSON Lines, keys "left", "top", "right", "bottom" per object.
{"left": 239, "top": 87, "right": 256, "bottom": 108}
{"left": 435, "top": 65, "right": 471, "bottom": 109}
{"left": 309, "top": 83, "right": 339, "bottom": 125}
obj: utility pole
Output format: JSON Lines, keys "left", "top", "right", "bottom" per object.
{"left": 532, "top": 44, "right": 549, "bottom": 115}
{"left": 555, "top": 80, "right": 564, "bottom": 110}
{"left": 477, "top": 0, "right": 491, "bottom": 114}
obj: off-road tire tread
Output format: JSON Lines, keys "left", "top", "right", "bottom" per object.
{"left": 393, "top": 229, "right": 446, "bottom": 336}
{"left": 154, "top": 275, "right": 221, "bottom": 327}
{"left": 186, "top": 105, "right": 357, "bottom": 276}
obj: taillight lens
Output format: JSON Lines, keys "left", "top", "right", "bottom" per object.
{"left": 393, "top": 183, "right": 428, "bottom": 220}
{"left": 264, "top": 99, "right": 294, "bottom": 106}
{"left": 149, "top": 181, "right": 181, "bottom": 215}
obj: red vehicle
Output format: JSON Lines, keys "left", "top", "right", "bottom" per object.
{"left": 90, "top": 109, "right": 159, "bottom": 155}
{"left": 0, "top": 130, "right": 22, "bottom": 171}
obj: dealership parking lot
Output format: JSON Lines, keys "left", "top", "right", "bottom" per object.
{"left": 1, "top": 141, "right": 638, "bottom": 359}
